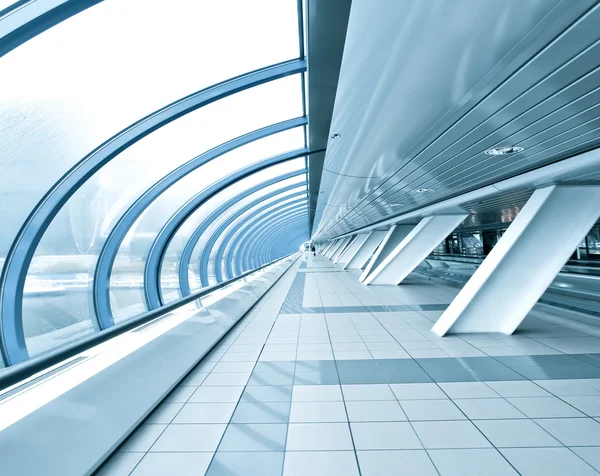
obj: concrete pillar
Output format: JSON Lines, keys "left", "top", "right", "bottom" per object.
{"left": 324, "top": 239, "right": 341, "bottom": 258}
{"left": 336, "top": 235, "right": 364, "bottom": 265}
{"left": 359, "top": 225, "right": 415, "bottom": 283}
{"left": 363, "top": 214, "right": 467, "bottom": 285}
{"left": 344, "top": 231, "right": 387, "bottom": 270}
{"left": 432, "top": 185, "right": 600, "bottom": 336}
{"left": 334, "top": 236, "right": 357, "bottom": 264}
{"left": 327, "top": 238, "right": 345, "bottom": 260}
{"left": 331, "top": 236, "right": 353, "bottom": 262}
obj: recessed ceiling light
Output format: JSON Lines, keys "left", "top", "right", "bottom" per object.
{"left": 390, "top": 203, "right": 404, "bottom": 207}
{"left": 330, "top": 133, "right": 341, "bottom": 139}
{"left": 415, "top": 188, "right": 434, "bottom": 193}
{"left": 485, "top": 146, "right": 524, "bottom": 156}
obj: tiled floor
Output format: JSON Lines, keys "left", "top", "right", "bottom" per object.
{"left": 98, "top": 255, "right": 600, "bottom": 476}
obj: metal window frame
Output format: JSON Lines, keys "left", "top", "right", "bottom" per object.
{"left": 203, "top": 196, "right": 308, "bottom": 286}
{"left": 240, "top": 213, "right": 308, "bottom": 272}
{"left": 189, "top": 175, "right": 307, "bottom": 291}
{"left": 144, "top": 148, "right": 309, "bottom": 309}
{"left": 251, "top": 218, "right": 309, "bottom": 268}
{"left": 0, "top": 0, "right": 103, "bottom": 58}
{"left": 0, "top": 59, "right": 305, "bottom": 365}
{"left": 216, "top": 198, "right": 310, "bottom": 280}
{"left": 94, "top": 117, "right": 306, "bottom": 326}
{"left": 233, "top": 206, "right": 308, "bottom": 275}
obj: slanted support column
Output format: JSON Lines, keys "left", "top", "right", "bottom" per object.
{"left": 331, "top": 236, "right": 353, "bottom": 261}
{"left": 327, "top": 238, "right": 346, "bottom": 260}
{"left": 432, "top": 185, "right": 600, "bottom": 336}
{"left": 344, "top": 231, "right": 387, "bottom": 270}
{"left": 320, "top": 242, "right": 333, "bottom": 255}
{"left": 363, "top": 214, "right": 468, "bottom": 285}
{"left": 335, "top": 235, "right": 361, "bottom": 265}
{"left": 333, "top": 236, "right": 355, "bottom": 263}
{"left": 324, "top": 240, "right": 340, "bottom": 258}
{"left": 360, "top": 225, "right": 415, "bottom": 282}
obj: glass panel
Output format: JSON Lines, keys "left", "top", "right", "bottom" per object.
{"left": 21, "top": 81, "right": 303, "bottom": 358}
{"left": 109, "top": 139, "right": 305, "bottom": 323}
{"left": 0, "top": 0, "right": 300, "bottom": 276}
{"left": 0, "top": 1, "right": 16, "bottom": 11}
{"left": 230, "top": 204, "right": 308, "bottom": 274}
{"left": 186, "top": 179, "right": 307, "bottom": 291}
{"left": 167, "top": 176, "right": 307, "bottom": 300}
{"left": 4, "top": 0, "right": 300, "bottom": 358}
{"left": 221, "top": 195, "right": 308, "bottom": 278}
{"left": 587, "top": 224, "right": 600, "bottom": 261}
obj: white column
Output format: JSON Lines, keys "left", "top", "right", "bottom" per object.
{"left": 331, "top": 236, "right": 353, "bottom": 262}
{"left": 363, "top": 214, "right": 467, "bottom": 285}
{"left": 334, "top": 236, "right": 358, "bottom": 264}
{"left": 359, "top": 225, "right": 415, "bottom": 282}
{"left": 336, "top": 235, "right": 364, "bottom": 265}
{"left": 326, "top": 239, "right": 345, "bottom": 259}
{"left": 320, "top": 241, "right": 334, "bottom": 255}
{"left": 323, "top": 240, "right": 338, "bottom": 258}
{"left": 432, "top": 185, "right": 600, "bottom": 336}
{"left": 344, "top": 231, "right": 387, "bottom": 270}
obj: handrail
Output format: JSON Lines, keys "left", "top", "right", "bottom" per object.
{"left": 0, "top": 252, "right": 298, "bottom": 391}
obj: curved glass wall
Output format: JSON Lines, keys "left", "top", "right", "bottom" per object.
{"left": 207, "top": 188, "right": 308, "bottom": 282}
{"left": 0, "top": 0, "right": 300, "bottom": 272}
{"left": 222, "top": 199, "right": 308, "bottom": 278}
{"left": 108, "top": 131, "right": 305, "bottom": 322}
{"left": 173, "top": 175, "right": 307, "bottom": 297}
{"left": 0, "top": 0, "right": 307, "bottom": 366}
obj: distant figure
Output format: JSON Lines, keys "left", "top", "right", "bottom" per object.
{"left": 311, "top": 243, "right": 316, "bottom": 256}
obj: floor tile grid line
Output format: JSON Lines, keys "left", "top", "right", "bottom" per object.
{"left": 350, "top": 264, "right": 599, "bottom": 359}
{"left": 332, "top": 275, "right": 457, "bottom": 359}
{"left": 324, "top": 273, "right": 534, "bottom": 473}
{"left": 321, "top": 260, "right": 600, "bottom": 474}
{"left": 313, "top": 269, "right": 366, "bottom": 476}
{"left": 320, "top": 270, "right": 600, "bottom": 386}
{"left": 113, "top": 285, "right": 268, "bottom": 474}
{"left": 325, "top": 270, "right": 600, "bottom": 371}
{"left": 281, "top": 287, "right": 304, "bottom": 475}
{"left": 317, "top": 268, "right": 454, "bottom": 475}
{"left": 364, "top": 274, "right": 449, "bottom": 312}
{"left": 342, "top": 292, "right": 523, "bottom": 474}
{"left": 203, "top": 262, "right": 301, "bottom": 476}
{"left": 124, "top": 261, "right": 299, "bottom": 475}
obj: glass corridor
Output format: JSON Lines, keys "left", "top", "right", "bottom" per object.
{"left": 0, "top": 0, "right": 310, "bottom": 368}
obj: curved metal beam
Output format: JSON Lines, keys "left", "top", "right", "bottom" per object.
{"left": 95, "top": 117, "right": 306, "bottom": 325}
{"left": 207, "top": 198, "right": 310, "bottom": 282}
{"left": 194, "top": 185, "right": 307, "bottom": 289}
{"left": 217, "top": 198, "right": 309, "bottom": 280}
{"left": 144, "top": 148, "right": 309, "bottom": 309}
{"left": 179, "top": 169, "right": 306, "bottom": 294}
{"left": 264, "top": 223, "right": 310, "bottom": 259}
{"left": 221, "top": 202, "right": 308, "bottom": 279}
{"left": 222, "top": 201, "right": 306, "bottom": 280}
{"left": 236, "top": 207, "right": 308, "bottom": 274}
{"left": 0, "top": 59, "right": 305, "bottom": 365}
{"left": 253, "top": 219, "right": 309, "bottom": 268}
{"left": 215, "top": 199, "right": 309, "bottom": 282}
{"left": 242, "top": 214, "right": 308, "bottom": 272}
{"left": 251, "top": 216, "right": 308, "bottom": 269}
{"left": 0, "top": 0, "right": 103, "bottom": 58}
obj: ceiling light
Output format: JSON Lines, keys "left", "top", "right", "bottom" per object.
{"left": 330, "top": 133, "right": 341, "bottom": 139}
{"left": 390, "top": 203, "right": 404, "bottom": 207}
{"left": 415, "top": 188, "right": 434, "bottom": 193}
{"left": 485, "top": 146, "right": 524, "bottom": 156}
